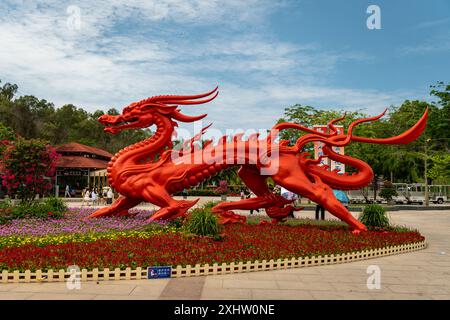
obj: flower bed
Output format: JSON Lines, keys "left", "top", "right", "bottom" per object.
{"left": 0, "top": 207, "right": 154, "bottom": 237}
{"left": 0, "top": 221, "right": 424, "bottom": 272}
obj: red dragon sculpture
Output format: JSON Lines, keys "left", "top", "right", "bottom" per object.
{"left": 88, "top": 87, "right": 428, "bottom": 233}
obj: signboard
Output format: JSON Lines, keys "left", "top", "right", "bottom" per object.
{"left": 312, "top": 125, "right": 345, "bottom": 174}
{"left": 147, "top": 266, "right": 172, "bottom": 279}
{"left": 57, "top": 169, "right": 88, "bottom": 176}
{"left": 312, "top": 125, "right": 328, "bottom": 166}
{"left": 330, "top": 126, "right": 345, "bottom": 174}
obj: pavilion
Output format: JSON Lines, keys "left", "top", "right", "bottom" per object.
{"left": 55, "top": 142, "right": 112, "bottom": 197}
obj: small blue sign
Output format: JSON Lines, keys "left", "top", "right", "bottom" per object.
{"left": 147, "top": 266, "right": 172, "bottom": 279}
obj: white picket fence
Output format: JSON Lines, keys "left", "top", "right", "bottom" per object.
{"left": 0, "top": 241, "right": 427, "bottom": 283}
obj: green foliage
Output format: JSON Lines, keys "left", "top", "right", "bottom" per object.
{"left": 0, "top": 123, "right": 15, "bottom": 154}
{"left": 1, "top": 78, "right": 449, "bottom": 184}
{"left": 0, "top": 199, "right": 13, "bottom": 224}
{"left": 42, "top": 197, "right": 68, "bottom": 214}
{"left": 0, "top": 123, "right": 15, "bottom": 141}
{"left": 176, "top": 189, "right": 218, "bottom": 196}
{"left": 359, "top": 204, "right": 390, "bottom": 229}
{"left": 275, "top": 84, "right": 450, "bottom": 184}
{"left": 184, "top": 206, "right": 220, "bottom": 237}
{"left": 0, "top": 197, "right": 67, "bottom": 224}
{"left": 379, "top": 188, "right": 398, "bottom": 201}
{"left": 428, "top": 153, "right": 450, "bottom": 184}
{"left": 277, "top": 104, "right": 367, "bottom": 149}
{"left": 167, "top": 216, "right": 185, "bottom": 229}
{"left": 8, "top": 202, "right": 64, "bottom": 221}
{"left": 388, "top": 225, "right": 418, "bottom": 233}
{"left": 202, "top": 200, "right": 220, "bottom": 211}
{"left": 0, "top": 80, "right": 151, "bottom": 154}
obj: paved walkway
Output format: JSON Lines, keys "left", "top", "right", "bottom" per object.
{"left": 0, "top": 210, "right": 449, "bottom": 300}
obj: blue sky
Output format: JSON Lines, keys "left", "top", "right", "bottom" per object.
{"left": 0, "top": 0, "right": 449, "bottom": 135}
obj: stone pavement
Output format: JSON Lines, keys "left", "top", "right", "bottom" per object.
{"left": 0, "top": 210, "right": 449, "bottom": 300}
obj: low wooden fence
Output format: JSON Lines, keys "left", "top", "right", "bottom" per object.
{"left": 0, "top": 241, "right": 426, "bottom": 283}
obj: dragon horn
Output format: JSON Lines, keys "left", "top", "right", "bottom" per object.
{"left": 329, "top": 109, "right": 388, "bottom": 145}
{"left": 171, "top": 111, "right": 207, "bottom": 122}
{"left": 295, "top": 109, "right": 388, "bottom": 149}
{"left": 162, "top": 90, "right": 219, "bottom": 105}
{"left": 146, "top": 86, "right": 219, "bottom": 104}
{"left": 328, "top": 112, "right": 347, "bottom": 134}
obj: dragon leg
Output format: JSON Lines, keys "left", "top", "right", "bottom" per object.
{"left": 142, "top": 186, "right": 199, "bottom": 222}
{"left": 273, "top": 171, "right": 367, "bottom": 233}
{"left": 88, "top": 196, "right": 141, "bottom": 218}
{"left": 212, "top": 165, "right": 299, "bottom": 224}
{"left": 239, "top": 165, "right": 302, "bottom": 222}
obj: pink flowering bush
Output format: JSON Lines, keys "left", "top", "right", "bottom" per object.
{"left": 0, "top": 138, "right": 60, "bottom": 202}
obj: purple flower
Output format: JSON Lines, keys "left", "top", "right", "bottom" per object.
{"left": 0, "top": 207, "right": 156, "bottom": 237}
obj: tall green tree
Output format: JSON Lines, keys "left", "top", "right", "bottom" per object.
{"left": 0, "top": 80, "right": 151, "bottom": 154}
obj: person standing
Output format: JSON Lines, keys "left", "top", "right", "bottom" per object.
{"left": 107, "top": 187, "right": 114, "bottom": 205}
{"left": 65, "top": 184, "right": 71, "bottom": 198}
{"left": 182, "top": 188, "right": 188, "bottom": 199}
{"left": 315, "top": 204, "right": 325, "bottom": 220}
{"left": 246, "top": 189, "right": 260, "bottom": 215}
{"left": 91, "top": 189, "right": 98, "bottom": 206}
{"left": 83, "top": 188, "right": 91, "bottom": 206}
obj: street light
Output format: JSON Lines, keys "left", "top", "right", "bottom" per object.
{"left": 424, "top": 138, "right": 431, "bottom": 207}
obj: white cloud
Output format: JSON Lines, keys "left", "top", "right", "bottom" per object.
{"left": 0, "top": 0, "right": 413, "bottom": 134}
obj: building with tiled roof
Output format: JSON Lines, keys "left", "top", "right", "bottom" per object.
{"left": 55, "top": 142, "right": 112, "bottom": 197}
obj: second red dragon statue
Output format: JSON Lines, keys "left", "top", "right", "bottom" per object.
{"left": 88, "top": 87, "right": 428, "bottom": 233}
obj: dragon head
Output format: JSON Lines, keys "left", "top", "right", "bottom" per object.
{"left": 99, "top": 87, "right": 219, "bottom": 134}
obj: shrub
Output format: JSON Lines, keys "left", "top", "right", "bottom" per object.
{"left": 174, "top": 189, "right": 218, "bottom": 196}
{"left": 202, "top": 200, "right": 220, "bottom": 211}
{"left": 359, "top": 204, "right": 390, "bottom": 228}
{"left": 0, "top": 138, "right": 60, "bottom": 202}
{"left": 379, "top": 188, "right": 398, "bottom": 202}
{"left": 215, "top": 180, "right": 228, "bottom": 195}
{"left": 43, "top": 197, "right": 67, "bottom": 215}
{"left": 2, "top": 198, "right": 66, "bottom": 222}
{"left": 185, "top": 207, "right": 220, "bottom": 237}
{"left": 167, "top": 216, "right": 184, "bottom": 229}
{"left": 0, "top": 199, "right": 13, "bottom": 224}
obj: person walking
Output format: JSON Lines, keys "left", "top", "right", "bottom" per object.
{"left": 65, "top": 184, "right": 71, "bottom": 198}
{"left": 182, "top": 188, "right": 188, "bottom": 199}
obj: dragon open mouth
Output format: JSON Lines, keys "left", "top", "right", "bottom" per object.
{"left": 104, "top": 117, "right": 139, "bottom": 127}
{"left": 101, "top": 116, "right": 141, "bottom": 134}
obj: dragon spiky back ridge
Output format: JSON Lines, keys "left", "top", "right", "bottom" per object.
{"left": 89, "top": 87, "right": 428, "bottom": 233}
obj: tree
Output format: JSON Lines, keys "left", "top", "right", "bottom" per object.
{"left": 0, "top": 138, "right": 60, "bottom": 202}
{"left": 428, "top": 153, "right": 450, "bottom": 184}
{"left": 0, "top": 80, "right": 152, "bottom": 154}
{"left": 0, "top": 124, "right": 15, "bottom": 154}
{"left": 274, "top": 99, "right": 443, "bottom": 186}
{"left": 379, "top": 180, "right": 398, "bottom": 203}
{"left": 0, "top": 80, "right": 18, "bottom": 101}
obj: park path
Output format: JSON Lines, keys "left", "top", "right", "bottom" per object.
{"left": 0, "top": 210, "right": 449, "bottom": 300}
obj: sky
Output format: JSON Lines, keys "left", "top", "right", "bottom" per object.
{"left": 0, "top": 0, "right": 449, "bottom": 135}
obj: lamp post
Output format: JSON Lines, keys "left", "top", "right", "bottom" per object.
{"left": 424, "top": 138, "right": 432, "bottom": 207}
